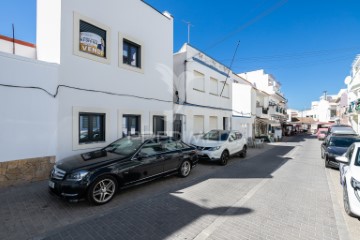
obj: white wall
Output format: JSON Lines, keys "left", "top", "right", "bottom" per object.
{"left": 182, "top": 44, "right": 233, "bottom": 110}
{"left": 36, "top": 0, "right": 61, "bottom": 63}
{"left": 37, "top": 0, "right": 174, "bottom": 159}
{"left": 232, "top": 83, "right": 252, "bottom": 116}
{"left": 0, "top": 38, "right": 36, "bottom": 59}
{"left": 0, "top": 52, "right": 58, "bottom": 162}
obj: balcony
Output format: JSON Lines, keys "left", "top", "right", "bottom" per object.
{"left": 256, "top": 107, "right": 269, "bottom": 118}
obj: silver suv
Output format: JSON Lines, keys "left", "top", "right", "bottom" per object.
{"left": 191, "top": 130, "right": 247, "bottom": 166}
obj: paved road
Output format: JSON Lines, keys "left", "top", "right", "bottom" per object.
{"left": 0, "top": 134, "right": 359, "bottom": 240}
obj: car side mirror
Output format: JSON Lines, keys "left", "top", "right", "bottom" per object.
{"left": 229, "top": 138, "right": 233, "bottom": 142}
{"left": 335, "top": 156, "right": 349, "bottom": 164}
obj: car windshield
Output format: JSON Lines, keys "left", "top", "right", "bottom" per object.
{"left": 202, "top": 130, "right": 229, "bottom": 141}
{"left": 329, "top": 137, "right": 360, "bottom": 148}
{"left": 104, "top": 137, "right": 144, "bottom": 156}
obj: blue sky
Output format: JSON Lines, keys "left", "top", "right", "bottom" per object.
{"left": 1, "top": 0, "right": 360, "bottom": 110}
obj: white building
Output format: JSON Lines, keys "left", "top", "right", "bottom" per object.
{"left": 239, "top": 70, "right": 287, "bottom": 138}
{"left": 173, "top": 44, "right": 233, "bottom": 143}
{"left": 232, "top": 74, "right": 255, "bottom": 139}
{"left": 345, "top": 54, "right": 360, "bottom": 133}
{"left": 0, "top": 0, "right": 174, "bottom": 186}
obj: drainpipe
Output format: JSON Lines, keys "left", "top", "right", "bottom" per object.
{"left": 184, "top": 59, "right": 187, "bottom": 103}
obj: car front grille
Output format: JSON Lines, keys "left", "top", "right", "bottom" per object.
{"left": 51, "top": 166, "right": 66, "bottom": 180}
{"left": 194, "top": 146, "right": 212, "bottom": 151}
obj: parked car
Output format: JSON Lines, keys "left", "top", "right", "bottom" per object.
{"left": 191, "top": 129, "right": 247, "bottom": 166}
{"left": 321, "top": 134, "right": 360, "bottom": 168}
{"left": 336, "top": 143, "right": 360, "bottom": 218}
{"left": 49, "top": 136, "right": 198, "bottom": 205}
{"left": 316, "top": 128, "right": 328, "bottom": 140}
{"left": 327, "top": 124, "right": 356, "bottom": 136}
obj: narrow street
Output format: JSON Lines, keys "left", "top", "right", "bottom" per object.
{"left": 0, "top": 134, "right": 359, "bottom": 240}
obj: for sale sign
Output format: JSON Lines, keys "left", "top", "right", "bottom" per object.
{"left": 80, "top": 32, "right": 105, "bottom": 57}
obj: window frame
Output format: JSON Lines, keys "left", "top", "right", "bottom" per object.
{"left": 73, "top": 107, "right": 110, "bottom": 150}
{"left": 79, "top": 112, "right": 106, "bottom": 144}
{"left": 119, "top": 33, "right": 144, "bottom": 73}
{"left": 122, "top": 39, "right": 141, "bottom": 68}
{"left": 73, "top": 12, "right": 111, "bottom": 64}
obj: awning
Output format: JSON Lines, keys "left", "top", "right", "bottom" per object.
{"left": 255, "top": 118, "right": 281, "bottom": 127}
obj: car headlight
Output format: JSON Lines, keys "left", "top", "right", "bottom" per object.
{"left": 66, "top": 170, "right": 89, "bottom": 181}
{"left": 209, "top": 146, "right": 221, "bottom": 151}
{"left": 351, "top": 177, "right": 360, "bottom": 190}
{"left": 327, "top": 152, "right": 338, "bottom": 158}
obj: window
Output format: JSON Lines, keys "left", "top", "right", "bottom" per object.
{"left": 139, "top": 140, "right": 163, "bottom": 156}
{"left": 193, "top": 115, "right": 204, "bottom": 134}
{"left": 210, "top": 77, "right": 218, "bottom": 95}
{"left": 221, "top": 82, "right": 230, "bottom": 98}
{"left": 193, "top": 71, "right": 205, "bottom": 92}
{"left": 209, "top": 116, "right": 218, "bottom": 130}
{"left": 79, "top": 113, "right": 105, "bottom": 143}
{"left": 153, "top": 116, "right": 165, "bottom": 135}
{"left": 123, "top": 39, "right": 141, "bottom": 68}
{"left": 122, "top": 115, "right": 141, "bottom": 137}
{"left": 79, "top": 20, "right": 107, "bottom": 58}
{"left": 73, "top": 12, "right": 111, "bottom": 64}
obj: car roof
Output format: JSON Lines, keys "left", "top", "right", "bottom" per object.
{"left": 329, "top": 134, "right": 360, "bottom": 139}
{"left": 330, "top": 129, "right": 356, "bottom": 134}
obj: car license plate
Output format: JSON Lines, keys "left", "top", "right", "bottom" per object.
{"left": 48, "top": 181, "right": 55, "bottom": 189}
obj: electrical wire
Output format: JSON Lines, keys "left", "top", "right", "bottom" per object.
{"left": 0, "top": 83, "right": 173, "bottom": 103}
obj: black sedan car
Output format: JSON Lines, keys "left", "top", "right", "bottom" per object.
{"left": 321, "top": 134, "right": 360, "bottom": 168}
{"left": 49, "top": 136, "right": 198, "bottom": 205}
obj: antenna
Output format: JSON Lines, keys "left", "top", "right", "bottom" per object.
{"left": 220, "top": 40, "right": 241, "bottom": 97}
{"left": 182, "top": 20, "right": 194, "bottom": 44}
{"left": 12, "top": 23, "right": 15, "bottom": 54}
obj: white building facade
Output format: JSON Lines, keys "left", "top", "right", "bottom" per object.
{"left": 0, "top": 0, "right": 174, "bottom": 186}
{"left": 173, "top": 44, "right": 233, "bottom": 143}
{"left": 239, "top": 70, "right": 287, "bottom": 139}
{"left": 345, "top": 54, "right": 360, "bottom": 133}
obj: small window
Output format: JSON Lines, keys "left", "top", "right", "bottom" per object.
{"left": 79, "top": 20, "right": 107, "bottom": 58}
{"left": 193, "top": 71, "right": 205, "bottom": 92}
{"left": 210, "top": 77, "right": 218, "bottom": 95}
{"left": 73, "top": 12, "right": 110, "bottom": 64}
{"left": 123, "top": 39, "right": 141, "bottom": 68}
{"left": 79, "top": 113, "right": 105, "bottom": 143}
{"left": 221, "top": 83, "right": 230, "bottom": 98}
{"left": 122, "top": 115, "right": 141, "bottom": 137}
{"left": 153, "top": 116, "right": 165, "bottom": 135}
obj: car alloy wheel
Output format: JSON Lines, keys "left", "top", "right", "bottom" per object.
{"left": 179, "top": 160, "right": 191, "bottom": 177}
{"left": 325, "top": 156, "right": 330, "bottom": 168}
{"left": 88, "top": 175, "right": 117, "bottom": 205}
{"left": 343, "top": 182, "right": 355, "bottom": 217}
{"left": 220, "top": 151, "right": 229, "bottom": 166}
{"left": 240, "top": 146, "right": 247, "bottom": 158}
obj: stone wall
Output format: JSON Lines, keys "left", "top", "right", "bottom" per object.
{"left": 0, "top": 156, "right": 55, "bottom": 188}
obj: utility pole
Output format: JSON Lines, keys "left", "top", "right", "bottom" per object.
{"left": 12, "top": 23, "right": 15, "bottom": 54}
{"left": 183, "top": 20, "right": 193, "bottom": 44}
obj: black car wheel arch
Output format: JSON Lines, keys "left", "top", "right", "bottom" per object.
{"left": 219, "top": 150, "right": 229, "bottom": 166}
{"left": 87, "top": 175, "right": 118, "bottom": 205}
{"left": 240, "top": 145, "right": 247, "bottom": 158}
